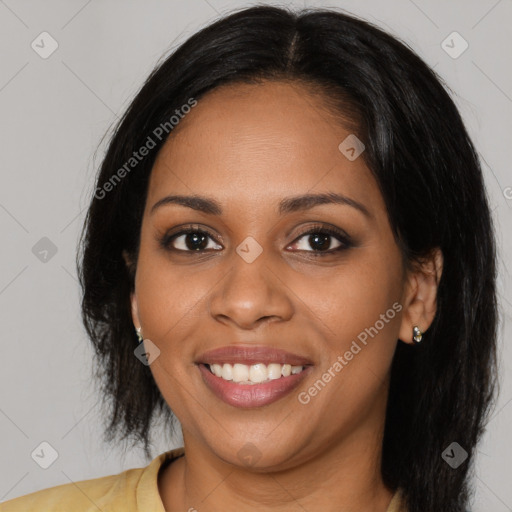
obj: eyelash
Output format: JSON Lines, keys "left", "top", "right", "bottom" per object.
{"left": 158, "top": 223, "right": 354, "bottom": 256}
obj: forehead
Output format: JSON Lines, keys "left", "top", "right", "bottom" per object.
{"left": 147, "top": 81, "right": 383, "bottom": 216}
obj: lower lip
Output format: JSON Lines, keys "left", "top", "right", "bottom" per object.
{"left": 198, "top": 364, "right": 312, "bottom": 408}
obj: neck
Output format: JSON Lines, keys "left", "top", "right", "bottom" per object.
{"left": 159, "top": 422, "right": 395, "bottom": 512}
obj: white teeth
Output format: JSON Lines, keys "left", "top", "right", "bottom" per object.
{"left": 249, "top": 363, "right": 267, "bottom": 383}
{"left": 267, "top": 363, "right": 282, "bottom": 380}
{"left": 221, "top": 363, "right": 233, "bottom": 381}
{"left": 207, "top": 362, "right": 306, "bottom": 384}
{"left": 211, "top": 364, "right": 223, "bottom": 378}
{"left": 232, "top": 363, "right": 249, "bottom": 383}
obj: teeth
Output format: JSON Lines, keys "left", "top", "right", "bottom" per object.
{"left": 233, "top": 363, "right": 249, "bottom": 383}
{"left": 267, "top": 363, "right": 282, "bottom": 380}
{"left": 211, "top": 364, "right": 223, "bottom": 378}
{"left": 221, "top": 364, "right": 233, "bottom": 381}
{"left": 207, "top": 363, "right": 305, "bottom": 384}
{"left": 249, "top": 363, "right": 267, "bottom": 383}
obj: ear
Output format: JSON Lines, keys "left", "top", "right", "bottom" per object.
{"left": 122, "top": 250, "right": 140, "bottom": 328}
{"left": 398, "top": 247, "right": 443, "bottom": 344}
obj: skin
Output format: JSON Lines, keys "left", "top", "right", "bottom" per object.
{"left": 125, "top": 80, "right": 443, "bottom": 512}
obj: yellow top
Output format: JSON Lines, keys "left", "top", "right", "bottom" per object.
{"left": 1, "top": 447, "right": 407, "bottom": 511}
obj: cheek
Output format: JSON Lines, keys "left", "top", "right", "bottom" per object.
{"left": 291, "top": 249, "right": 402, "bottom": 433}
{"left": 134, "top": 254, "right": 208, "bottom": 421}
{"left": 134, "top": 248, "right": 213, "bottom": 354}
{"left": 292, "top": 246, "right": 403, "bottom": 348}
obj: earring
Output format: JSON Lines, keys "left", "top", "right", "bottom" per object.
{"left": 135, "top": 326, "right": 143, "bottom": 343}
{"left": 412, "top": 326, "right": 423, "bottom": 344}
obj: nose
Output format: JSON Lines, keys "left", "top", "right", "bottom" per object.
{"left": 207, "top": 251, "right": 294, "bottom": 330}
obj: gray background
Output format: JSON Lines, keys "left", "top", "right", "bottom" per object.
{"left": 0, "top": 0, "right": 511, "bottom": 509}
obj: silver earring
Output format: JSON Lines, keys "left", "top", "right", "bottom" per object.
{"left": 412, "top": 326, "right": 423, "bottom": 344}
{"left": 136, "top": 326, "right": 143, "bottom": 343}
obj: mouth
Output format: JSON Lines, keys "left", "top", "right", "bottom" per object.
{"left": 203, "top": 362, "right": 308, "bottom": 384}
{"left": 195, "top": 345, "right": 314, "bottom": 408}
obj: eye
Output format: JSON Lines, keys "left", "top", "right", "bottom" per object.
{"left": 288, "top": 224, "right": 353, "bottom": 254}
{"left": 158, "top": 223, "right": 353, "bottom": 255}
{"left": 160, "top": 225, "right": 222, "bottom": 252}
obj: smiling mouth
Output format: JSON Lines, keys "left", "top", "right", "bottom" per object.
{"left": 195, "top": 345, "right": 314, "bottom": 406}
{"left": 205, "top": 362, "right": 308, "bottom": 385}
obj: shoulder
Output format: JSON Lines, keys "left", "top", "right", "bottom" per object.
{"left": 386, "top": 487, "right": 409, "bottom": 512}
{"left": 0, "top": 448, "right": 184, "bottom": 512}
{"left": 1, "top": 471, "right": 136, "bottom": 512}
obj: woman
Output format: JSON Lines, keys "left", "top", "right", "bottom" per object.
{"left": 2, "top": 5, "right": 498, "bottom": 512}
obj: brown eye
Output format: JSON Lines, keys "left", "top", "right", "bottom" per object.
{"left": 161, "top": 228, "right": 222, "bottom": 252}
{"left": 159, "top": 224, "right": 353, "bottom": 256}
{"left": 288, "top": 225, "right": 353, "bottom": 254}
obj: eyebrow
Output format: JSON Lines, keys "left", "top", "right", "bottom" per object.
{"left": 150, "top": 192, "right": 372, "bottom": 218}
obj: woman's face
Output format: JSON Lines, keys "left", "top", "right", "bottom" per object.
{"left": 130, "top": 80, "right": 415, "bottom": 469}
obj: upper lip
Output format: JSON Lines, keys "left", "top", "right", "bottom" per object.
{"left": 196, "top": 345, "right": 314, "bottom": 366}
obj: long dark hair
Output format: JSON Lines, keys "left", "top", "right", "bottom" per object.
{"left": 77, "top": 6, "right": 499, "bottom": 511}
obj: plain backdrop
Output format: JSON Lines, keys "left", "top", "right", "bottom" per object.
{"left": 0, "top": 0, "right": 511, "bottom": 509}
